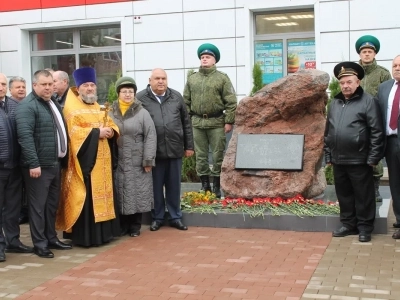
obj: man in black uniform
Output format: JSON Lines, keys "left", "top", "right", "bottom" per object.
{"left": 324, "top": 62, "right": 384, "bottom": 242}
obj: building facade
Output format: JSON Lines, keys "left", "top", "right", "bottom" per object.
{"left": 0, "top": 0, "right": 398, "bottom": 102}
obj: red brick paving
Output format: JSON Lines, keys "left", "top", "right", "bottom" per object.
{"left": 17, "top": 227, "right": 331, "bottom": 299}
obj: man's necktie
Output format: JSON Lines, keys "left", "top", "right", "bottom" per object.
{"left": 157, "top": 95, "right": 164, "bottom": 103}
{"left": 48, "top": 103, "right": 67, "bottom": 153}
{"left": 389, "top": 82, "right": 400, "bottom": 130}
{"left": 0, "top": 101, "right": 4, "bottom": 110}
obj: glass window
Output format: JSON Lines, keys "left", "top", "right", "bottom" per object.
{"left": 31, "top": 55, "right": 76, "bottom": 75}
{"left": 254, "top": 10, "right": 315, "bottom": 84}
{"left": 255, "top": 11, "right": 314, "bottom": 35}
{"left": 79, "top": 52, "right": 122, "bottom": 104}
{"left": 80, "top": 27, "right": 121, "bottom": 48}
{"left": 30, "top": 26, "right": 122, "bottom": 104}
{"left": 32, "top": 31, "right": 73, "bottom": 51}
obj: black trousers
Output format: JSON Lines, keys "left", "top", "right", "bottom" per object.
{"left": 333, "top": 164, "right": 375, "bottom": 232}
{"left": 385, "top": 136, "right": 400, "bottom": 224}
{"left": 152, "top": 158, "right": 182, "bottom": 221}
{"left": 22, "top": 164, "right": 61, "bottom": 248}
{"left": 0, "top": 167, "right": 23, "bottom": 249}
{"left": 20, "top": 183, "right": 29, "bottom": 220}
{"left": 120, "top": 213, "right": 142, "bottom": 232}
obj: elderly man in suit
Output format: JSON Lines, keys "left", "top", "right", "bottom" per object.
{"left": 376, "top": 55, "right": 400, "bottom": 239}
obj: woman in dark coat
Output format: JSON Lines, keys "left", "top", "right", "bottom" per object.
{"left": 110, "top": 77, "right": 157, "bottom": 237}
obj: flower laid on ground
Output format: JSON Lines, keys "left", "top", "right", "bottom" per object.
{"left": 181, "top": 192, "right": 340, "bottom": 218}
{"left": 181, "top": 190, "right": 220, "bottom": 215}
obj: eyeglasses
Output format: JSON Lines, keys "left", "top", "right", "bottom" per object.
{"left": 120, "top": 91, "right": 135, "bottom": 94}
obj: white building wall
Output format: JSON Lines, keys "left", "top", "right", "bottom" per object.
{"left": 0, "top": 0, "right": 399, "bottom": 99}
{"left": 317, "top": 0, "right": 400, "bottom": 79}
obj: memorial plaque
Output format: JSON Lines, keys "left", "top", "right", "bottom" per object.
{"left": 235, "top": 134, "right": 304, "bottom": 170}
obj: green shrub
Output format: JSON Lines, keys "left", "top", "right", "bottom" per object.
{"left": 181, "top": 155, "right": 199, "bottom": 182}
{"left": 324, "top": 165, "right": 334, "bottom": 185}
{"left": 107, "top": 70, "right": 122, "bottom": 103}
{"left": 181, "top": 69, "right": 199, "bottom": 182}
{"left": 250, "top": 63, "right": 263, "bottom": 96}
{"left": 324, "top": 76, "right": 341, "bottom": 185}
{"left": 108, "top": 81, "right": 118, "bottom": 103}
{"left": 327, "top": 76, "right": 340, "bottom": 111}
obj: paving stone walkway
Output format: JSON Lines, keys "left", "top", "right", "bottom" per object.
{"left": 0, "top": 199, "right": 398, "bottom": 300}
{"left": 301, "top": 206, "right": 400, "bottom": 300}
{"left": 6, "top": 226, "right": 330, "bottom": 300}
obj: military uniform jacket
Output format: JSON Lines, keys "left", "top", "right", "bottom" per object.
{"left": 183, "top": 66, "right": 237, "bottom": 129}
{"left": 359, "top": 59, "right": 391, "bottom": 97}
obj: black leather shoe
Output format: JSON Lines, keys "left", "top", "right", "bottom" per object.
{"left": 0, "top": 251, "right": 5, "bottom": 262}
{"left": 170, "top": 220, "right": 188, "bottom": 231}
{"left": 359, "top": 231, "right": 372, "bottom": 242}
{"left": 48, "top": 240, "right": 72, "bottom": 250}
{"left": 393, "top": 223, "right": 400, "bottom": 228}
{"left": 34, "top": 247, "right": 54, "bottom": 258}
{"left": 129, "top": 231, "right": 140, "bottom": 237}
{"left": 120, "top": 228, "right": 128, "bottom": 237}
{"left": 5, "top": 243, "right": 34, "bottom": 253}
{"left": 150, "top": 221, "right": 162, "bottom": 231}
{"left": 332, "top": 226, "right": 358, "bottom": 237}
{"left": 392, "top": 230, "right": 400, "bottom": 239}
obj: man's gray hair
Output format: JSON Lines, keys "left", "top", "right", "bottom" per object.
{"left": 9, "top": 76, "right": 26, "bottom": 87}
{"left": 32, "top": 70, "right": 53, "bottom": 84}
{"left": 54, "top": 70, "right": 70, "bottom": 84}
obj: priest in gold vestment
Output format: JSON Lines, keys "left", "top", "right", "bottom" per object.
{"left": 56, "top": 67, "right": 120, "bottom": 247}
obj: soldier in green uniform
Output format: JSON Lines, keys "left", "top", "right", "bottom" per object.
{"left": 183, "top": 43, "right": 237, "bottom": 198}
{"left": 356, "top": 35, "right": 391, "bottom": 202}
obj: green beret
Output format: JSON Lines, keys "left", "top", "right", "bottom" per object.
{"left": 355, "top": 35, "right": 380, "bottom": 54}
{"left": 115, "top": 76, "right": 137, "bottom": 94}
{"left": 334, "top": 61, "right": 364, "bottom": 80}
{"left": 197, "top": 43, "right": 220, "bottom": 63}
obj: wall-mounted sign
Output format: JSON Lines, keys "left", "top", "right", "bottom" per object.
{"left": 255, "top": 41, "right": 284, "bottom": 84}
{"left": 287, "top": 39, "right": 316, "bottom": 74}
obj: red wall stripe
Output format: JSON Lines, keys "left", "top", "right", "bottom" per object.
{"left": 41, "top": 0, "right": 86, "bottom": 8}
{"left": 0, "top": 0, "right": 41, "bottom": 12}
{"left": 85, "top": 0, "right": 130, "bottom": 4}
{"left": 0, "top": 0, "right": 139, "bottom": 12}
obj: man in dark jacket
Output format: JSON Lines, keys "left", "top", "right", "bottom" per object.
{"left": 324, "top": 62, "right": 384, "bottom": 242}
{"left": 376, "top": 55, "right": 400, "bottom": 239}
{"left": 136, "top": 68, "right": 194, "bottom": 231}
{"left": 8, "top": 76, "right": 29, "bottom": 225}
{"left": 52, "top": 71, "right": 69, "bottom": 108}
{"left": 16, "top": 70, "right": 71, "bottom": 258}
{"left": 9, "top": 76, "right": 27, "bottom": 102}
{"left": 0, "top": 73, "right": 33, "bottom": 262}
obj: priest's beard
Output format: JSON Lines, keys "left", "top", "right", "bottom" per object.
{"left": 81, "top": 93, "right": 98, "bottom": 104}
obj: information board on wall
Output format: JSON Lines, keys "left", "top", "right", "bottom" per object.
{"left": 287, "top": 39, "right": 316, "bottom": 74}
{"left": 254, "top": 41, "right": 284, "bottom": 84}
